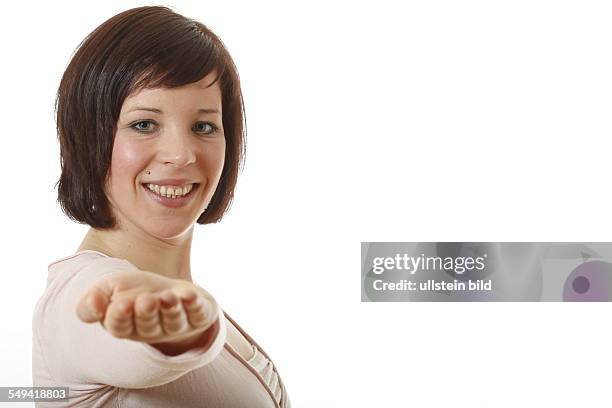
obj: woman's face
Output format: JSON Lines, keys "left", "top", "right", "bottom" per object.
{"left": 105, "top": 72, "right": 225, "bottom": 239}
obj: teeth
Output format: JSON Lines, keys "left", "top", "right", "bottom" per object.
{"left": 146, "top": 183, "right": 194, "bottom": 198}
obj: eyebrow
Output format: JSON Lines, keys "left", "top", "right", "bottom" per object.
{"left": 128, "top": 107, "right": 221, "bottom": 114}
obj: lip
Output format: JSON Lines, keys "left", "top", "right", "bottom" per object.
{"left": 142, "top": 183, "right": 200, "bottom": 209}
{"left": 142, "top": 178, "right": 197, "bottom": 187}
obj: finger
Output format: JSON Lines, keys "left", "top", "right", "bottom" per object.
{"left": 134, "top": 293, "right": 163, "bottom": 339}
{"left": 76, "top": 285, "right": 111, "bottom": 323}
{"left": 175, "top": 287, "right": 198, "bottom": 303}
{"left": 159, "top": 290, "right": 188, "bottom": 336}
{"left": 103, "top": 297, "right": 135, "bottom": 338}
{"left": 174, "top": 285, "right": 217, "bottom": 329}
{"left": 182, "top": 295, "right": 212, "bottom": 329}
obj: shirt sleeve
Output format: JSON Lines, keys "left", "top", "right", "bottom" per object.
{"left": 37, "top": 255, "right": 227, "bottom": 389}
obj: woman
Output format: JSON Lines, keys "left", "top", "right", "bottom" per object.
{"left": 32, "top": 6, "right": 290, "bottom": 407}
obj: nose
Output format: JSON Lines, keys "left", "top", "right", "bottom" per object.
{"left": 156, "top": 123, "right": 197, "bottom": 167}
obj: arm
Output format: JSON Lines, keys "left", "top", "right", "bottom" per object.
{"left": 39, "top": 256, "right": 227, "bottom": 389}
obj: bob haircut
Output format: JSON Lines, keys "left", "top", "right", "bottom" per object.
{"left": 55, "top": 6, "right": 245, "bottom": 229}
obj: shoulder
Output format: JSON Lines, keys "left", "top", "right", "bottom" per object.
{"left": 47, "top": 250, "right": 138, "bottom": 283}
{"left": 48, "top": 249, "right": 130, "bottom": 270}
{"left": 34, "top": 251, "right": 139, "bottom": 324}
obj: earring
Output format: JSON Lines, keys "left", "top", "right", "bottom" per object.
{"left": 146, "top": 170, "right": 151, "bottom": 175}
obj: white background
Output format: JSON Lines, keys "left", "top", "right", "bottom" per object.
{"left": 1, "top": 0, "right": 611, "bottom": 406}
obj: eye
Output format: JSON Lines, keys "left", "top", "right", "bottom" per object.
{"left": 194, "top": 121, "right": 219, "bottom": 135}
{"left": 129, "top": 120, "right": 219, "bottom": 135}
{"left": 131, "top": 120, "right": 156, "bottom": 133}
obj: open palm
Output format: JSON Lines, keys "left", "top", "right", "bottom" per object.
{"left": 76, "top": 269, "right": 218, "bottom": 345}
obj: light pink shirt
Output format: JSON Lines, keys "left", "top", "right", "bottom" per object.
{"left": 32, "top": 251, "right": 290, "bottom": 407}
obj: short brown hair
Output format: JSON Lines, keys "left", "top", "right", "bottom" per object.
{"left": 55, "top": 6, "right": 245, "bottom": 229}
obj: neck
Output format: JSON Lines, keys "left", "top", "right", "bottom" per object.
{"left": 77, "top": 223, "right": 194, "bottom": 282}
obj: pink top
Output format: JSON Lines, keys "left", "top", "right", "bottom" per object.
{"left": 32, "top": 250, "right": 291, "bottom": 407}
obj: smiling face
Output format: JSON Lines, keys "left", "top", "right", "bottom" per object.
{"left": 104, "top": 72, "right": 225, "bottom": 240}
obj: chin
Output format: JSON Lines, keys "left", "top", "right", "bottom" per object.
{"left": 142, "top": 219, "right": 196, "bottom": 240}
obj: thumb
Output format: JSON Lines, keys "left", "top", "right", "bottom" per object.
{"left": 76, "top": 279, "right": 113, "bottom": 323}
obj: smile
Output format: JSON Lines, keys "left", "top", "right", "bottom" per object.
{"left": 141, "top": 183, "right": 200, "bottom": 208}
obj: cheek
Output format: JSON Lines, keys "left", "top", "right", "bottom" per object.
{"left": 203, "top": 143, "right": 225, "bottom": 178}
{"left": 111, "top": 137, "right": 149, "bottom": 177}
{"left": 107, "top": 137, "right": 150, "bottom": 195}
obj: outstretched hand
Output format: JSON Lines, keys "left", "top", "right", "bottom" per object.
{"left": 76, "top": 269, "right": 218, "bottom": 346}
